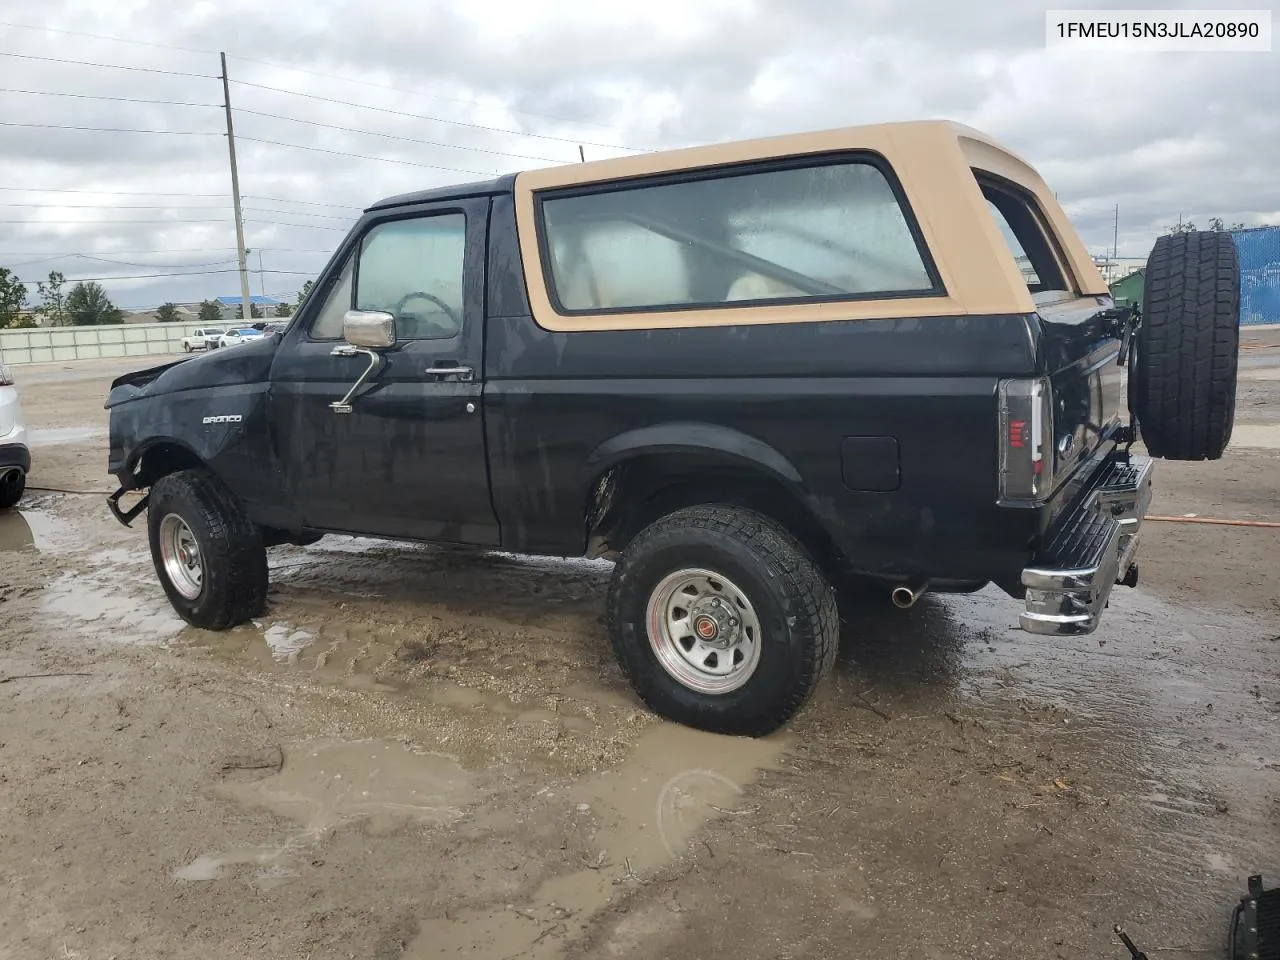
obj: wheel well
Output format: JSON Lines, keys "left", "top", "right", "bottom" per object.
{"left": 134, "top": 442, "right": 205, "bottom": 488}
{"left": 586, "top": 454, "right": 842, "bottom": 572}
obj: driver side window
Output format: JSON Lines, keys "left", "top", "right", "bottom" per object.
{"left": 356, "top": 214, "right": 467, "bottom": 341}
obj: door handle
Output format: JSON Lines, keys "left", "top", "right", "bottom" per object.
{"left": 425, "top": 363, "right": 474, "bottom": 382}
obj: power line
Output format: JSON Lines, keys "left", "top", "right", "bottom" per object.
{"left": 242, "top": 207, "right": 351, "bottom": 221}
{"left": 233, "top": 107, "right": 566, "bottom": 164}
{"left": 235, "top": 135, "right": 494, "bottom": 176}
{"left": 244, "top": 220, "right": 348, "bottom": 231}
{"left": 0, "top": 187, "right": 363, "bottom": 211}
{"left": 230, "top": 56, "right": 649, "bottom": 138}
{"left": 0, "top": 202, "right": 232, "bottom": 211}
{"left": 0, "top": 247, "right": 335, "bottom": 256}
{"left": 4, "top": 253, "right": 240, "bottom": 269}
{"left": 6, "top": 218, "right": 234, "bottom": 225}
{"left": 229, "top": 80, "right": 644, "bottom": 153}
{"left": 17, "top": 267, "right": 317, "bottom": 283}
{"left": 0, "top": 20, "right": 651, "bottom": 137}
{"left": 6, "top": 217, "right": 347, "bottom": 229}
{"left": 0, "top": 51, "right": 216, "bottom": 79}
{"left": 0, "top": 87, "right": 220, "bottom": 108}
{"left": 0, "top": 20, "right": 210, "bottom": 56}
{"left": 0, "top": 202, "right": 349, "bottom": 220}
{"left": 0, "top": 120, "right": 220, "bottom": 136}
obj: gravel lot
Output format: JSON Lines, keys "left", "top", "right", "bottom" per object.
{"left": 1, "top": 336, "right": 1278, "bottom": 960}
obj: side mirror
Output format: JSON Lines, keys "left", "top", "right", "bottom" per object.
{"left": 342, "top": 310, "right": 395, "bottom": 349}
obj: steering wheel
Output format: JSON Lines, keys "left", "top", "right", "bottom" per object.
{"left": 393, "top": 291, "right": 461, "bottom": 332}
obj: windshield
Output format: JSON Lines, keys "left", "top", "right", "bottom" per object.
{"left": 206, "top": 328, "right": 224, "bottom": 336}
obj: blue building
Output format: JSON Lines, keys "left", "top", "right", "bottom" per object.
{"left": 214, "top": 295, "right": 284, "bottom": 321}
{"left": 1233, "top": 226, "right": 1280, "bottom": 326}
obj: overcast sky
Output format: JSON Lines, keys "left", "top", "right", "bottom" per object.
{"left": 0, "top": 0, "right": 1276, "bottom": 310}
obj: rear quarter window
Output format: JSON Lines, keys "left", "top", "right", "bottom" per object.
{"left": 537, "top": 157, "right": 940, "bottom": 315}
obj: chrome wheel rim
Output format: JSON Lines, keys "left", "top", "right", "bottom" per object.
{"left": 159, "top": 513, "right": 203, "bottom": 600}
{"left": 645, "top": 567, "right": 762, "bottom": 695}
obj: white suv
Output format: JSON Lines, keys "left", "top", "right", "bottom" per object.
{"left": 181, "top": 328, "right": 225, "bottom": 352}
{"left": 0, "top": 361, "right": 28, "bottom": 509}
{"left": 215, "top": 327, "right": 266, "bottom": 348}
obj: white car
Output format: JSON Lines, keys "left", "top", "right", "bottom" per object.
{"left": 215, "top": 328, "right": 266, "bottom": 348}
{"left": 0, "top": 361, "right": 29, "bottom": 509}
{"left": 181, "top": 328, "right": 226, "bottom": 352}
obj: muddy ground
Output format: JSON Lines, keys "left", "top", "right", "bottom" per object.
{"left": 1, "top": 336, "right": 1278, "bottom": 960}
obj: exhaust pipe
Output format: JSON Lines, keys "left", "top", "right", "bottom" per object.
{"left": 891, "top": 579, "right": 929, "bottom": 609}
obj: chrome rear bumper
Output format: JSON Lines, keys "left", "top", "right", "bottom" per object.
{"left": 1019, "top": 456, "right": 1154, "bottom": 636}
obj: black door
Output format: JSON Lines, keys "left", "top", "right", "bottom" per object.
{"left": 267, "top": 197, "right": 499, "bottom": 544}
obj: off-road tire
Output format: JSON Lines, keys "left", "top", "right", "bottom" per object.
{"left": 0, "top": 469, "right": 24, "bottom": 509}
{"left": 606, "top": 504, "right": 839, "bottom": 737}
{"left": 1135, "top": 230, "right": 1240, "bottom": 460}
{"left": 147, "top": 469, "right": 267, "bottom": 630}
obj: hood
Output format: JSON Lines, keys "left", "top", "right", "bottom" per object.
{"left": 105, "top": 335, "right": 281, "bottom": 409}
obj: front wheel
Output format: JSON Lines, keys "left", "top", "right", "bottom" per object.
{"left": 147, "top": 469, "right": 267, "bottom": 630}
{"left": 606, "top": 504, "right": 839, "bottom": 737}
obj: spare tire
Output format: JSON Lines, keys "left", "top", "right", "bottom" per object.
{"left": 1134, "top": 230, "right": 1240, "bottom": 460}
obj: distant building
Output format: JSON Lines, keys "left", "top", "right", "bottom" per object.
{"left": 213, "top": 295, "right": 283, "bottom": 321}
{"left": 1093, "top": 256, "right": 1146, "bottom": 284}
{"left": 124, "top": 304, "right": 198, "bottom": 324}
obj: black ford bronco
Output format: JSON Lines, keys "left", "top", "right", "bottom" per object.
{"left": 105, "top": 120, "right": 1240, "bottom": 735}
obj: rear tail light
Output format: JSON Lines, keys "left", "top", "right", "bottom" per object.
{"left": 998, "top": 376, "right": 1054, "bottom": 503}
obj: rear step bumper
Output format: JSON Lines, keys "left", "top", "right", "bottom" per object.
{"left": 1019, "top": 455, "right": 1155, "bottom": 636}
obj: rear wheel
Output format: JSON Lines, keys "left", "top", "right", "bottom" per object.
{"left": 606, "top": 504, "right": 839, "bottom": 736}
{"left": 1134, "top": 230, "right": 1240, "bottom": 460}
{"left": 147, "top": 469, "right": 267, "bottom": 630}
{"left": 0, "top": 469, "right": 24, "bottom": 509}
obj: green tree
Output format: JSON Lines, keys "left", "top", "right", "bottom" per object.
{"left": 296, "top": 280, "right": 314, "bottom": 305}
{"left": 1207, "top": 217, "right": 1246, "bottom": 232}
{"left": 247, "top": 302, "right": 263, "bottom": 319}
{"left": 274, "top": 301, "right": 293, "bottom": 318}
{"left": 1166, "top": 217, "right": 1247, "bottom": 234}
{"left": 35, "top": 270, "right": 67, "bottom": 326}
{"left": 0, "top": 267, "right": 29, "bottom": 328}
{"left": 198, "top": 300, "right": 223, "bottom": 323}
{"left": 155, "top": 302, "right": 181, "bottom": 323}
{"left": 65, "top": 281, "right": 124, "bottom": 326}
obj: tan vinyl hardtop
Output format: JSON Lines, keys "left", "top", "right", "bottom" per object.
{"left": 512, "top": 119, "right": 1107, "bottom": 332}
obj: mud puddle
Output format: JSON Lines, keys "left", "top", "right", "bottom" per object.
{"left": 0, "top": 507, "right": 77, "bottom": 554}
{"left": 175, "top": 738, "right": 480, "bottom": 888}
{"left": 406, "top": 723, "right": 786, "bottom": 959}
{"left": 40, "top": 570, "right": 187, "bottom": 645}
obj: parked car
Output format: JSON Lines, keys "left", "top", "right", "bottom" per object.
{"left": 0, "top": 361, "right": 29, "bottom": 509}
{"left": 181, "top": 328, "right": 225, "bottom": 352}
{"left": 103, "top": 119, "right": 1239, "bottom": 735}
{"left": 215, "top": 328, "right": 266, "bottom": 348}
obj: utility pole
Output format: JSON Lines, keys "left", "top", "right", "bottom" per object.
{"left": 1112, "top": 204, "right": 1119, "bottom": 264}
{"left": 219, "top": 52, "right": 253, "bottom": 325}
{"left": 257, "top": 249, "right": 266, "bottom": 296}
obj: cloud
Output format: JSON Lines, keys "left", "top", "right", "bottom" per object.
{"left": 1, "top": 0, "right": 1276, "bottom": 308}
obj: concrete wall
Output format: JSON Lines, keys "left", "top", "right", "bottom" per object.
{"left": 0, "top": 322, "right": 201, "bottom": 365}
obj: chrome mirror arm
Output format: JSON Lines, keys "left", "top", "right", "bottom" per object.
{"left": 329, "top": 344, "right": 384, "bottom": 414}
